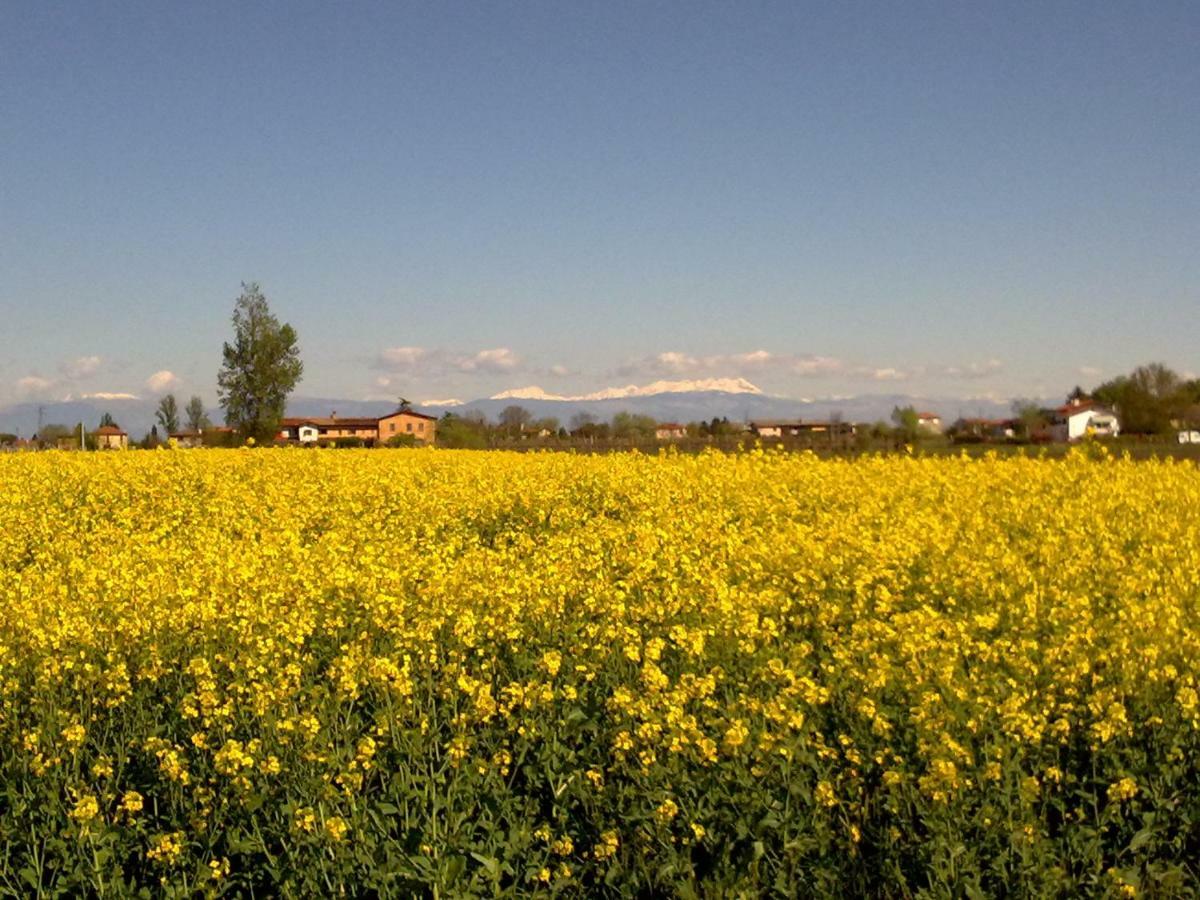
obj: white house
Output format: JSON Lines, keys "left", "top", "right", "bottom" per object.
{"left": 917, "top": 412, "right": 942, "bottom": 434}
{"left": 1049, "top": 400, "right": 1120, "bottom": 441}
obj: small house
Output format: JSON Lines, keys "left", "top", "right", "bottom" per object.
{"left": 655, "top": 423, "right": 688, "bottom": 441}
{"left": 1048, "top": 400, "right": 1119, "bottom": 441}
{"left": 94, "top": 425, "right": 128, "bottom": 450}
{"left": 917, "top": 412, "right": 943, "bottom": 434}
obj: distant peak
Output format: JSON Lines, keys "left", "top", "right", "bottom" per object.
{"left": 420, "top": 397, "right": 464, "bottom": 407}
{"left": 490, "top": 378, "right": 763, "bottom": 402}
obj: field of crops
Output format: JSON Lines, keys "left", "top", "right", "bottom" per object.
{"left": 2, "top": 447, "right": 1199, "bottom": 896}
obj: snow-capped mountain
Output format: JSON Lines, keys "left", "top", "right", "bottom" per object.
{"left": 490, "top": 378, "right": 763, "bottom": 403}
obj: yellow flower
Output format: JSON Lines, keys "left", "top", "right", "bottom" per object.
{"left": 118, "top": 790, "right": 144, "bottom": 817}
{"left": 147, "top": 832, "right": 186, "bottom": 865}
{"left": 655, "top": 799, "right": 679, "bottom": 823}
{"left": 294, "top": 807, "right": 316, "bottom": 833}
{"left": 722, "top": 719, "right": 749, "bottom": 751}
{"left": 1108, "top": 777, "right": 1138, "bottom": 803}
{"left": 540, "top": 649, "right": 562, "bottom": 678}
{"left": 69, "top": 794, "right": 100, "bottom": 824}
{"left": 815, "top": 781, "right": 837, "bottom": 808}
{"left": 61, "top": 723, "right": 86, "bottom": 748}
{"left": 594, "top": 830, "right": 619, "bottom": 860}
{"left": 324, "top": 816, "right": 349, "bottom": 842}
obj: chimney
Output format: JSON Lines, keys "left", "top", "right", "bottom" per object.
{"left": 331, "top": 410, "right": 337, "bottom": 421}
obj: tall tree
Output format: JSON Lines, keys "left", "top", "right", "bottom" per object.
{"left": 185, "top": 396, "right": 211, "bottom": 433}
{"left": 891, "top": 405, "right": 920, "bottom": 441}
{"left": 99, "top": 412, "right": 117, "bottom": 428}
{"left": 156, "top": 394, "right": 180, "bottom": 434}
{"left": 217, "top": 283, "right": 304, "bottom": 441}
{"left": 499, "top": 405, "right": 533, "bottom": 434}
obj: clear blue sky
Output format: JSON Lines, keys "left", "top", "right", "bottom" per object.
{"left": 1, "top": 1, "right": 1197, "bottom": 406}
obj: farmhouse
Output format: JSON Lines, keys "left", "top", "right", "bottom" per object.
{"left": 749, "top": 420, "right": 856, "bottom": 438}
{"left": 277, "top": 409, "right": 437, "bottom": 446}
{"left": 655, "top": 423, "right": 688, "bottom": 441}
{"left": 1048, "top": 399, "right": 1119, "bottom": 441}
{"left": 94, "top": 425, "right": 128, "bottom": 450}
{"left": 749, "top": 420, "right": 798, "bottom": 438}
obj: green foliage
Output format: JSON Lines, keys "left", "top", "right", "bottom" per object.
{"left": 610, "top": 412, "right": 657, "bottom": 440}
{"left": 1091, "top": 363, "right": 1193, "bottom": 434}
{"left": 35, "top": 424, "right": 72, "bottom": 445}
{"left": 156, "top": 394, "right": 180, "bottom": 435}
{"left": 436, "top": 414, "right": 489, "bottom": 449}
{"left": 891, "top": 405, "right": 920, "bottom": 441}
{"left": 386, "top": 434, "right": 417, "bottom": 448}
{"left": 217, "top": 283, "right": 304, "bottom": 442}
{"left": 184, "top": 396, "right": 211, "bottom": 434}
{"left": 1011, "top": 399, "right": 1047, "bottom": 438}
{"left": 99, "top": 412, "right": 117, "bottom": 429}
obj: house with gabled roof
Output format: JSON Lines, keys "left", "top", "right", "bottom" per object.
{"left": 1047, "top": 398, "right": 1119, "bottom": 441}
{"left": 94, "top": 425, "right": 128, "bottom": 450}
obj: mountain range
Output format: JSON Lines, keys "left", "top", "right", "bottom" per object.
{"left": 0, "top": 379, "right": 1021, "bottom": 440}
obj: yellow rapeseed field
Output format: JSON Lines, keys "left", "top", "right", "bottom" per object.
{"left": 2, "top": 446, "right": 1199, "bottom": 896}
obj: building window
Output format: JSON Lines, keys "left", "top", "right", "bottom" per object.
{"left": 406, "top": 423, "right": 412, "bottom": 432}
{"left": 389, "top": 422, "right": 395, "bottom": 432}
{"left": 418, "top": 422, "right": 424, "bottom": 431}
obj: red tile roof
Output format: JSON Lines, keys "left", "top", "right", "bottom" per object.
{"left": 1053, "top": 401, "right": 1098, "bottom": 415}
